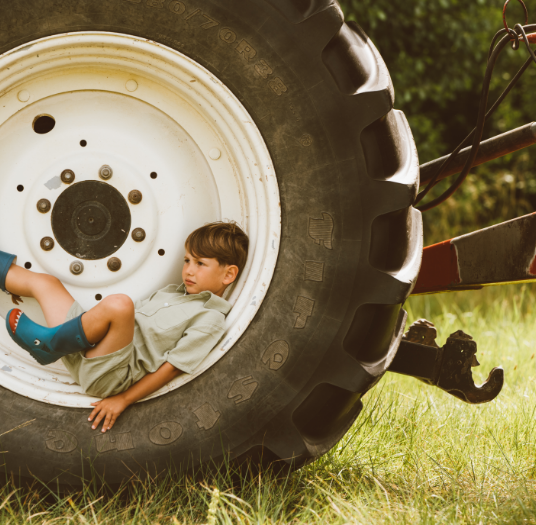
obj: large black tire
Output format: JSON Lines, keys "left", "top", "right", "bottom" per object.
{"left": 0, "top": 0, "right": 421, "bottom": 485}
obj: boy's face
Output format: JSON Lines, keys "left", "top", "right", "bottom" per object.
{"left": 182, "top": 250, "right": 238, "bottom": 297}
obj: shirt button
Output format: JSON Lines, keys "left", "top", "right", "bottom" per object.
{"left": 164, "top": 303, "right": 169, "bottom": 306}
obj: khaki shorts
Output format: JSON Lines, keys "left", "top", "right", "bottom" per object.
{"left": 61, "top": 301, "right": 145, "bottom": 398}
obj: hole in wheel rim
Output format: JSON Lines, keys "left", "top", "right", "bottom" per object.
{"left": 33, "top": 115, "right": 55, "bottom": 134}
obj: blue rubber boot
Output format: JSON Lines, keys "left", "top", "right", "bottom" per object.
{"left": 6, "top": 309, "right": 95, "bottom": 365}
{"left": 0, "top": 250, "right": 16, "bottom": 292}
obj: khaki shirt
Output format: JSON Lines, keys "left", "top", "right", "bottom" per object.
{"left": 133, "top": 283, "right": 231, "bottom": 374}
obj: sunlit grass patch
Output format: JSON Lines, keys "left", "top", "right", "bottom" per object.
{"left": 0, "top": 285, "right": 535, "bottom": 524}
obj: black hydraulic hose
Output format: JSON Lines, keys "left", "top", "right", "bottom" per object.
{"left": 516, "top": 23, "right": 536, "bottom": 65}
{"left": 488, "top": 28, "right": 514, "bottom": 60}
{"left": 415, "top": 28, "right": 511, "bottom": 206}
{"left": 415, "top": 53, "right": 532, "bottom": 203}
{"left": 416, "top": 24, "right": 536, "bottom": 211}
{"left": 416, "top": 33, "right": 511, "bottom": 212}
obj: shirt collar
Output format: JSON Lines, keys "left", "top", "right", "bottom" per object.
{"left": 177, "top": 283, "right": 231, "bottom": 315}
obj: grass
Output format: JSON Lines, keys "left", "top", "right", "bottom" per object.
{"left": 1, "top": 284, "right": 536, "bottom": 523}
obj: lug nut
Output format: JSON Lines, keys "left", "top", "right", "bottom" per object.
{"left": 61, "top": 169, "right": 75, "bottom": 184}
{"left": 37, "top": 199, "right": 51, "bottom": 214}
{"left": 70, "top": 261, "right": 84, "bottom": 275}
{"left": 99, "top": 165, "right": 113, "bottom": 180}
{"left": 132, "top": 228, "right": 146, "bottom": 242}
{"left": 128, "top": 190, "right": 142, "bottom": 205}
{"left": 107, "top": 257, "right": 122, "bottom": 272}
{"left": 40, "top": 237, "right": 54, "bottom": 251}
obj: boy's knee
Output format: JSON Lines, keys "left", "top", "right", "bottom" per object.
{"left": 40, "top": 274, "right": 62, "bottom": 289}
{"left": 104, "top": 294, "right": 135, "bottom": 317}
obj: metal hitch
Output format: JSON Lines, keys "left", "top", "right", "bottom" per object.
{"left": 388, "top": 319, "right": 504, "bottom": 404}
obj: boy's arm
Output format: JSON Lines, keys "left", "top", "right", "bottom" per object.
{"left": 88, "top": 362, "right": 182, "bottom": 432}
{"left": 89, "top": 318, "right": 225, "bottom": 432}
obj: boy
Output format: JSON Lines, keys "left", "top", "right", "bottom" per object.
{"left": 0, "top": 222, "right": 248, "bottom": 433}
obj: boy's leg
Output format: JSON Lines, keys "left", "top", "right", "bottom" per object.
{"left": 82, "top": 295, "right": 135, "bottom": 358}
{"left": 6, "top": 262, "right": 134, "bottom": 360}
{"left": 5, "top": 264, "right": 75, "bottom": 327}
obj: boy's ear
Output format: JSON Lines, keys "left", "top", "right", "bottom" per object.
{"left": 223, "top": 265, "right": 239, "bottom": 285}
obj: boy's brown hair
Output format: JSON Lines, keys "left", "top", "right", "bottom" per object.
{"left": 185, "top": 222, "right": 249, "bottom": 275}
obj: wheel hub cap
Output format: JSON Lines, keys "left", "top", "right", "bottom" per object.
{"left": 52, "top": 181, "right": 131, "bottom": 259}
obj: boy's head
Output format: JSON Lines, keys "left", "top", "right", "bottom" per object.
{"left": 183, "top": 222, "right": 249, "bottom": 297}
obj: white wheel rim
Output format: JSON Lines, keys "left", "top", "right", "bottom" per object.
{"left": 0, "top": 32, "right": 280, "bottom": 407}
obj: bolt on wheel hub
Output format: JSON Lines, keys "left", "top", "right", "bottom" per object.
{"left": 40, "top": 237, "right": 54, "bottom": 251}
{"left": 98, "top": 165, "right": 113, "bottom": 180}
{"left": 60, "top": 169, "right": 75, "bottom": 184}
{"left": 36, "top": 198, "right": 51, "bottom": 214}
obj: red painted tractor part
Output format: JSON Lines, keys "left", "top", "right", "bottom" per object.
{"left": 412, "top": 212, "right": 536, "bottom": 295}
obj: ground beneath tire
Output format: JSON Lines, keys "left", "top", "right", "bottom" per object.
{"left": 0, "top": 283, "right": 535, "bottom": 524}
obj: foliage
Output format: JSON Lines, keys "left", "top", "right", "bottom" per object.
{"left": 340, "top": 0, "right": 536, "bottom": 243}
{"left": 0, "top": 285, "right": 536, "bottom": 523}
{"left": 339, "top": 0, "right": 528, "bottom": 160}
{"left": 415, "top": 158, "right": 535, "bottom": 243}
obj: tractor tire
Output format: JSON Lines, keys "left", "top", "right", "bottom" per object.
{"left": 0, "top": 0, "right": 421, "bottom": 485}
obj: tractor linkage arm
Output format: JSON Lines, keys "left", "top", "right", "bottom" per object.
{"left": 391, "top": 119, "right": 536, "bottom": 404}
{"left": 419, "top": 121, "right": 536, "bottom": 187}
{"left": 412, "top": 212, "right": 536, "bottom": 295}
{"left": 388, "top": 319, "right": 504, "bottom": 404}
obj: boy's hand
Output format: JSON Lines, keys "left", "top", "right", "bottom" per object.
{"left": 87, "top": 363, "right": 181, "bottom": 433}
{"left": 89, "top": 394, "right": 130, "bottom": 432}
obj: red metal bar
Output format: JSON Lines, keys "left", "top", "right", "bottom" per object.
{"left": 412, "top": 212, "right": 536, "bottom": 295}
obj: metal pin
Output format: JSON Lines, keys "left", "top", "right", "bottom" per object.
{"left": 70, "top": 261, "right": 84, "bottom": 275}
{"left": 61, "top": 169, "right": 75, "bottom": 184}
{"left": 37, "top": 199, "right": 51, "bottom": 214}
{"left": 99, "top": 165, "right": 113, "bottom": 180}
{"left": 107, "top": 257, "right": 122, "bottom": 272}
{"left": 132, "top": 228, "right": 146, "bottom": 242}
{"left": 128, "top": 190, "right": 143, "bottom": 205}
{"left": 40, "top": 237, "right": 54, "bottom": 251}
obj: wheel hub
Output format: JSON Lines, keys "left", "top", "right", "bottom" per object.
{"left": 52, "top": 180, "right": 131, "bottom": 259}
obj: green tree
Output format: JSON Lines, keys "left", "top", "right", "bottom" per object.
{"left": 340, "top": 0, "right": 536, "bottom": 242}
